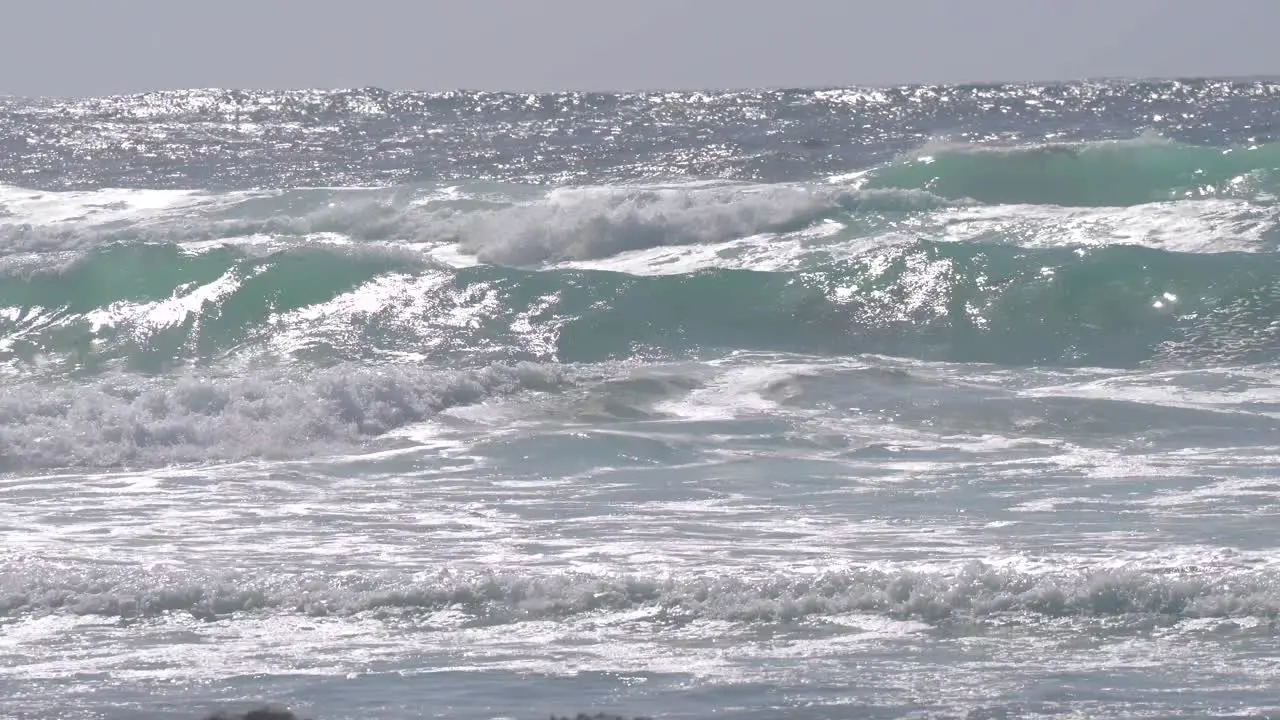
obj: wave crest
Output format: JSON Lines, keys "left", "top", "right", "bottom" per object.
{"left": 446, "top": 184, "right": 949, "bottom": 265}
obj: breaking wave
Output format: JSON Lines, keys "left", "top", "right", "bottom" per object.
{"left": 7, "top": 240, "right": 1280, "bottom": 372}
{"left": 4, "top": 559, "right": 1278, "bottom": 627}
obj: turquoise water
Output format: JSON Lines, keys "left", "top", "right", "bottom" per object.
{"left": 3, "top": 80, "right": 1280, "bottom": 719}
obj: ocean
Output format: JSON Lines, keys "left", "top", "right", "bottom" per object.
{"left": 2, "top": 79, "right": 1280, "bottom": 720}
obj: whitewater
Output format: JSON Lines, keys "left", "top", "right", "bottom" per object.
{"left": 3, "top": 79, "right": 1280, "bottom": 719}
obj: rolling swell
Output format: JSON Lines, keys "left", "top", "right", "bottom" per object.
{"left": 864, "top": 137, "right": 1280, "bottom": 206}
{"left": 5, "top": 240, "right": 1280, "bottom": 370}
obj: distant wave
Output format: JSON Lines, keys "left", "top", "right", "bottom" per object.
{"left": 863, "top": 137, "right": 1280, "bottom": 206}
{"left": 4, "top": 153, "right": 1277, "bottom": 272}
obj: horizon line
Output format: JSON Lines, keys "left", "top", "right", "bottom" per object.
{"left": 4, "top": 73, "right": 1280, "bottom": 102}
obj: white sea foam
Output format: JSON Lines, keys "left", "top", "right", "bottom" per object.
{"left": 445, "top": 183, "right": 948, "bottom": 265}
{"left": 0, "top": 361, "right": 563, "bottom": 471}
{"left": 928, "top": 199, "right": 1280, "bottom": 253}
{"left": 3, "top": 554, "right": 1277, "bottom": 623}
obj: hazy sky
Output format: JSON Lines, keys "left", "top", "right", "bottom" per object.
{"left": 4, "top": 0, "right": 1279, "bottom": 97}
